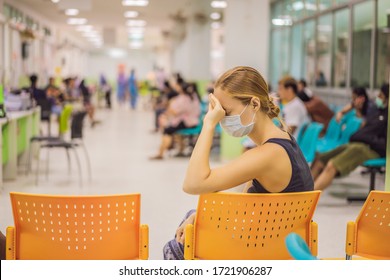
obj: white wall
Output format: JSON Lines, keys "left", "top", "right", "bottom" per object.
{"left": 224, "top": 0, "right": 270, "bottom": 78}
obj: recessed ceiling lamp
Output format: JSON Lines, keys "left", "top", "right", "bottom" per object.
{"left": 65, "top": 9, "right": 79, "bottom": 16}
{"left": 124, "top": 11, "right": 139, "bottom": 18}
{"left": 211, "top": 1, "right": 227, "bottom": 9}
{"left": 126, "top": 19, "right": 146, "bottom": 27}
{"left": 51, "top": 0, "right": 60, "bottom": 3}
{"left": 122, "top": 0, "right": 149, "bottom": 7}
{"left": 129, "top": 33, "right": 143, "bottom": 40}
{"left": 67, "top": 18, "right": 87, "bottom": 25}
{"left": 210, "top": 12, "right": 221, "bottom": 20}
{"left": 129, "top": 41, "right": 143, "bottom": 49}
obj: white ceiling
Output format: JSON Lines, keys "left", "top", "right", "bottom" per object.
{"left": 15, "top": 0, "right": 220, "bottom": 50}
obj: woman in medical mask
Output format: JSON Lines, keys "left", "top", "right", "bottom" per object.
{"left": 163, "top": 66, "right": 314, "bottom": 260}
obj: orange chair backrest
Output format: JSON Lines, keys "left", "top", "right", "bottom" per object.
{"left": 9, "top": 192, "right": 141, "bottom": 260}
{"left": 193, "top": 191, "right": 321, "bottom": 260}
{"left": 354, "top": 191, "right": 390, "bottom": 259}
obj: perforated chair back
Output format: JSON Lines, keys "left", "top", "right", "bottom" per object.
{"left": 6, "top": 192, "right": 148, "bottom": 260}
{"left": 346, "top": 191, "right": 390, "bottom": 259}
{"left": 185, "top": 191, "right": 321, "bottom": 260}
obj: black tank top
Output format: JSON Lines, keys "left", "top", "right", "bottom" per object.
{"left": 247, "top": 136, "right": 314, "bottom": 193}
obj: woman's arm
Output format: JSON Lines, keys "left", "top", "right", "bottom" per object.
{"left": 336, "top": 103, "right": 353, "bottom": 122}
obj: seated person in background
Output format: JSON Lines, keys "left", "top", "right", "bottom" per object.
{"left": 79, "top": 79, "right": 99, "bottom": 127}
{"left": 335, "top": 87, "right": 377, "bottom": 125}
{"left": 311, "top": 83, "right": 388, "bottom": 191}
{"left": 29, "top": 74, "right": 47, "bottom": 102}
{"left": 278, "top": 76, "right": 310, "bottom": 139}
{"left": 297, "top": 79, "right": 313, "bottom": 102}
{"left": 153, "top": 80, "right": 178, "bottom": 132}
{"left": 150, "top": 82, "right": 200, "bottom": 160}
{"left": 45, "top": 77, "right": 65, "bottom": 116}
{"left": 297, "top": 79, "right": 334, "bottom": 133}
{"left": 163, "top": 66, "right": 314, "bottom": 260}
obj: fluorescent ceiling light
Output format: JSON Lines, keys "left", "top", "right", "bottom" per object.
{"left": 67, "top": 18, "right": 87, "bottom": 25}
{"left": 65, "top": 9, "right": 79, "bottom": 16}
{"left": 272, "top": 18, "right": 292, "bottom": 26}
{"left": 211, "top": 1, "right": 227, "bottom": 9}
{"left": 210, "top": 12, "right": 221, "bottom": 20}
{"left": 130, "top": 41, "right": 143, "bottom": 49}
{"left": 126, "top": 19, "right": 146, "bottom": 27}
{"left": 124, "top": 11, "right": 139, "bottom": 18}
{"left": 122, "top": 0, "right": 149, "bottom": 7}
{"left": 108, "top": 48, "right": 127, "bottom": 58}
{"left": 292, "top": 1, "right": 304, "bottom": 11}
{"left": 129, "top": 33, "right": 143, "bottom": 40}
{"left": 51, "top": 0, "right": 60, "bottom": 3}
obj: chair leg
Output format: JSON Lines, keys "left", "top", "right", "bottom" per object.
{"left": 347, "top": 168, "right": 377, "bottom": 202}
{"left": 26, "top": 140, "right": 33, "bottom": 176}
{"left": 71, "top": 148, "right": 83, "bottom": 187}
{"left": 65, "top": 148, "right": 71, "bottom": 175}
{"left": 80, "top": 141, "right": 92, "bottom": 182}
{"left": 45, "top": 148, "right": 50, "bottom": 180}
{"left": 35, "top": 147, "right": 42, "bottom": 186}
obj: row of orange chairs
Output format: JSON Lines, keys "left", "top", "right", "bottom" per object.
{"left": 5, "top": 190, "right": 390, "bottom": 260}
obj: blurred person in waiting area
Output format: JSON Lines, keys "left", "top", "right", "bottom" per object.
{"left": 311, "top": 83, "right": 388, "bottom": 191}
{"left": 79, "top": 79, "right": 100, "bottom": 127}
{"left": 28, "top": 74, "right": 47, "bottom": 102}
{"left": 278, "top": 76, "right": 310, "bottom": 139}
{"left": 152, "top": 80, "right": 178, "bottom": 132}
{"left": 335, "top": 87, "right": 377, "bottom": 126}
{"left": 149, "top": 81, "right": 200, "bottom": 160}
{"left": 297, "top": 79, "right": 334, "bottom": 134}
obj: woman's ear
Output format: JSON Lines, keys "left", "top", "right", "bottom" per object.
{"left": 250, "top": 97, "right": 260, "bottom": 111}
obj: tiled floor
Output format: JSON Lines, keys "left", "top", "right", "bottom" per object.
{"left": 0, "top": 100, "right": 385, "bottom": 259}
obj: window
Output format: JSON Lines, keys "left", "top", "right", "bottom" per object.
{"left": 319, "top": 0, "right": 332, "bottom": 11}
{"left": 316, "top": 14, "right": 332, "bottom": 87}
{"left": 333, "top": 9, "right": 349, "bottom": 88}
{"left": 351, "top": 1, "right": 373, "bottom": 88}
{"left": 305, "top": 0, "right": 318, "bottom": 17}
{"left": 303, "top": 20, "right": 316, "bottom": 85}
{"left": 291, "top": 24, "right": 303, "bottom": 79}
{"left": 375, "top": 0, "right": 390, "bottom": 88}
{"left": 270, "top": 28, "right": 291, "bottom": 88}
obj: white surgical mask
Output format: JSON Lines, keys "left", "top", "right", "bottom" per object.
{"left": 220, "top": 104, "right": 256, "bottom": 137}
{"left": 375, "top": 97, "right": 385, "bottom": 109}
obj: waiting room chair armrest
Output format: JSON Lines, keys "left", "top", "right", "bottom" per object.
{"left": 310, "top": 221, "right": 318, "bottom": 257}
{"left": 345, "top": 221, "right": 356, "bottom": 259}
{"left": 6, "top": 226, "right": 15, "bottom": 260}
{"left": 139, "top": 224, "right": 149, "bottom": 260}
{"left": 184, "top": 224, "right": 194, "bottom": 260}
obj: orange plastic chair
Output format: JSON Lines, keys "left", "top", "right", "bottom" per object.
{"left": 184, "top": 191, "right": 321, "bottom": 260}
{"left": 6, "top": 192, "right": 148, "bottom": 260}
{"left": 345, "top": 190, "right": 390, "bottom": 260}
